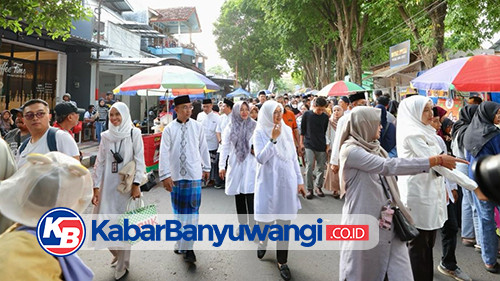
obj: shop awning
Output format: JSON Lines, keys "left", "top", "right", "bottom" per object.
{"left": 371, "top": 60, "right": 422, "bottom": 78}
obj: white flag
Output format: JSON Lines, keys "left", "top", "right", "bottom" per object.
{"left": 268, "top": 78, "right": 274, "bottom": 93}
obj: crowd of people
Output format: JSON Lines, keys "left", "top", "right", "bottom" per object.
{"left": 0, "top": 88, "right": 499, "bottom": 281}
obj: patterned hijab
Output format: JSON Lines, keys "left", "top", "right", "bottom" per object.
{"left": 229, "top": 101, "right": 256, "bottom": 162}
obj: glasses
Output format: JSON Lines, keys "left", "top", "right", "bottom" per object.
{"left": 179, "top": 105, "right": 194, "bottom": 110}
{"left": 24, "top": 111, "right": 47, "bottom": 120}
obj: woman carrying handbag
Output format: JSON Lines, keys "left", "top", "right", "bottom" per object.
{"left": 92, "top": 102, "right": 145, "bottom": 281}
{"left": 338, "top": 107, "right": 468, "bottom": 281}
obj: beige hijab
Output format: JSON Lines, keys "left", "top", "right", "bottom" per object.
{"left": 338, "top": 107, "right": 414, "bottom": 223}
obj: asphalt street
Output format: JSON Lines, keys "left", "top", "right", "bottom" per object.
{"left": 79, "top": 181, "right": 499, "bottom": 281}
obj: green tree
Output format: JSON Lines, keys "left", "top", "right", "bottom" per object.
{"left": 207, "top": 65, "right": 230, "bottom": 77}
{"left": 213, "top": 0, "right": 286, "bottom": 90}
{"left": 1, "top": 0, "right": 91, "bottom": 40}
{"left": 261, "top": 0, "right": 338, "bottom": 89}
{"left": 370, "top": 0, "right": 500, "bottom": 68}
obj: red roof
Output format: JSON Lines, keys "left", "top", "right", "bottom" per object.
{"left": 150, "top": 7, "right": 196, "bottom": 22}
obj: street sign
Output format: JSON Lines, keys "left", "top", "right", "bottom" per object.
{"left": 389, "top": 40, "right": 410, "bottom": 69}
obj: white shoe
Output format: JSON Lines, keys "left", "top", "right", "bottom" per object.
{"left": 114, "top": 268, "right": 128, "bottom": 280}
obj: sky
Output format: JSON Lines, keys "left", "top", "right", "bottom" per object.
{"left": 131, "top": 0, "right": 229, "bottom": 72}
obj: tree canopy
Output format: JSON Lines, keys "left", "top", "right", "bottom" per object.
{"left": 0, "top": 0, "right": 91, "bottom": 40}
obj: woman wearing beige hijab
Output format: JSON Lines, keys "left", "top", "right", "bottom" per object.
{"left": 338, "top": 107, "right": 467, "bottom": 281}
{"left": 323, "top": 105, "right": 343, "bottom": 198}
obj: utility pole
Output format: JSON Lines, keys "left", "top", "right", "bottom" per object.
{"left": 95, "top": 0, "right": 103, "bottom": 101}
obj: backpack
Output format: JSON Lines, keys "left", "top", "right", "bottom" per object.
{"left": 19, "top": 127, "right": 58, "bottom": 154}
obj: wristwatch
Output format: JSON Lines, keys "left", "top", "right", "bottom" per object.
{"left": 270, "top": 138, "right": 277, "bottom": 144}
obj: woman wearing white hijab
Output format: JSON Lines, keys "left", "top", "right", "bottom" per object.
{"left": 324, "top": 105, "right": 343, "bottom": 198}
{"left": 338, "top": 107, "right": 466, "bottom": 281}
{"left": 92, "top": 102, "right": 145, "bottom": 280}
{"left": 253, "top": 100, "right": 306, "bottom": 281}
{"left": 219, "top": 101, "right": 257, "bottom": 228}
{"left": 396, "top": 95, "right": 484, "bottom": 281}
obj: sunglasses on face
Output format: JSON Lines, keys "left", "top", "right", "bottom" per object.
{"left": 24, "top": 111, "right": 47, "bottom": 120}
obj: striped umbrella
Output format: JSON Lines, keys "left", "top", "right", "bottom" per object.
{"left": 113, "top": 65, "right": 220, "bottom": 96}
{"left": 317, "top": 81, "right": 365, "bottom": 97}
{"left": 411, "top": 55, "right": 500, "bottom": 91}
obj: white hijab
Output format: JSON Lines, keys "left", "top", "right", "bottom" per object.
{"left": 255, "top": 101, "right": 296, "bottom": 161}
{"left": 106, "top": 102, "right": 134, "bottom": 140}
{"left": 396, "top": 95, "right": 437, "bottom": 153}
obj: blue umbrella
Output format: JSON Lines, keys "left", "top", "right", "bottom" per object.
{"left": 227, "top": 88, "right": 251, "bottom": 98}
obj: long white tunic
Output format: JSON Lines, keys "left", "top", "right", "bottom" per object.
{"left": 92, "top": 128, "right": 145, "bottom": 214}
{"left": 253, "top": 128, "right": 303, "bottom": 222}
{"left": 159, "top": 119, "right": 211, "bottom": 181}
{"left": 398, "top": 134, "right": 477, "bottom": 230}
{"left": 329, "top": 111, "right": 351, "bottom": 165}
{"left": 197, "top": 111, "right": 220, "bottom": 151}
{"left": 219, "top": 125, "right": 256, "bottom": 195}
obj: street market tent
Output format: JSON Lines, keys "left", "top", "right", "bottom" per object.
{"left": 411, "top": 55, "right": 500, "bottom": 92}
{"left": 317, "top": 81, "right": 365, "bottom": 96}
{"left": 227, "top": 88, "right": 251, "bottom": 98}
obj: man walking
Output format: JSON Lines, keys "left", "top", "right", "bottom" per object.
{"left": 197, "top": 99, "right": 222, "bottom": 187}
{"left": 299, "top": 97, "right": 329, "bottom": 199}
{"left": 17, "top": 99, "right": 79, "bottom": 167}
{"left": 159, "top": 95, "right": 210, "bottom": 263}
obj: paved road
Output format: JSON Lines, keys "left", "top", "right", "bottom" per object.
{"left": 79, "top": 183, "right": 498, "bottom": 281}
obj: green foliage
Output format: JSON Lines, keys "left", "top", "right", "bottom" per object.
{"left": 0, "top": 0, "right": 91, "bottom": 40}
{"left": 213, "top": 0, "right": 286, "bottom": 87}
{"left": 207, "top": 65, "right": 230, "bottom": 77}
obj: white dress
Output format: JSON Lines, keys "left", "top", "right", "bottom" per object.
{"left": 253, "top": 128, "right": 303, "bottom": 222}
{"left": 219, "top": 125, "right": 256, "bottom": 196}
{"left": 92, "top": 128, "right": 145, "bottom": 214}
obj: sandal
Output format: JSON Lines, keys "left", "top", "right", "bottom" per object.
{"left": 485, "top": 263, "right": 498, "bottom": 273}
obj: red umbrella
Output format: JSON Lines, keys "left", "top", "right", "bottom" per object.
{"left": 411, "top": 55, "right": 500, "bottom": 91}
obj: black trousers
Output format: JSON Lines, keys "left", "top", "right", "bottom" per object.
{"left": 209, "top": 150, "right": 223, "bottom": 185}
{"left": 408, "top": 229, "right": 437, "bottom": 281}
{"left": 258, "top": 220, "right": 290, "bottom": 264}
{"left": 441, "top": 202, "right": 458, "bottom": 270}
{"left": 235, "top": 193, "right": 255, "bottom": 226}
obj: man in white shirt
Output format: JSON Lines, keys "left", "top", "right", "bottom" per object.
{"left": 329, "top": 92, "right": 367, "bottom": 173}
{"left": 159, "top": 95, "right": 210, "bottom": 263}
{"left": 215, "top": 98, "right": 233, "bottom": 189}
{"left": 17, "top": 99, "right": 79, "bottom": 167}
{"left": 197, "top": 99, "right": 221, "bottom": 187}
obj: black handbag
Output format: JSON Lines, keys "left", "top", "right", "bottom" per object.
{"left": 379, "top": 175, "right": 420, "bottom": 241}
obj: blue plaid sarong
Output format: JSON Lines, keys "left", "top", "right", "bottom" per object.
{"left": 171, "top": 180, "right": 202, "bottom": 250}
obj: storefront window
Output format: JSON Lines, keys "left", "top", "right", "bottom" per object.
{"left": 0, "top": 41, "right": 57, "bottom": 110}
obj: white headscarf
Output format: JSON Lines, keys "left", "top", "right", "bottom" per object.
{"left": 396, "top": 95, "right": 436, "bottom": 152}
{"left": 106, "top": 102, "right": 133, "bottom": 140}
{"left": 255, "top": 101, "right": 296, "bottom": 161}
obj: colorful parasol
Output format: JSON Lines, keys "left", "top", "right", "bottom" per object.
{"left": 113, "top": 65, "right": 220, "bottom": 96}
{"left": 411, "top": 55, "right": 500, "bottom": 92}
{"left": 317, "top": 81, "right": 365, "bottom": 97}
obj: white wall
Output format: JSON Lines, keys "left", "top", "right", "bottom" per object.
{"left": 106, "top": 22, "right": 141, "bottom": 58}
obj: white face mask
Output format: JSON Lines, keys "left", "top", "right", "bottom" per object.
{"left": 291, "top": 104, "right": 297, "bottom": 109}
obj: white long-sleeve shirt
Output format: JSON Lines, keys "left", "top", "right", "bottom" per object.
{"left": 398, "top": 134, "right": 477, "bottom": 230}
{"left": 159, "top": 119, "right": 211, "bottom": 181}
{"left": 197, "top": 111, "right": 221, "bottom": 151}
{"left": 329, "top": 112, "right": 350, "bottom": 165}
